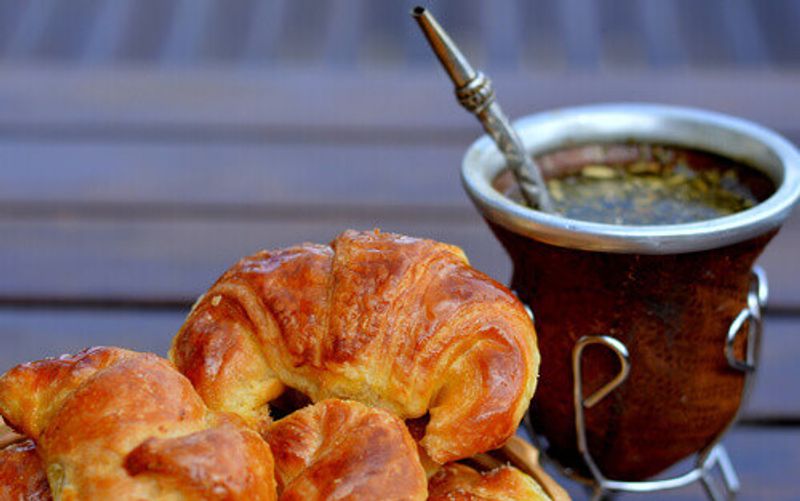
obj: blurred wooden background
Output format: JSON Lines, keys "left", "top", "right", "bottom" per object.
{"left": 0, "top": 1, "right": 798, "bottom": 498}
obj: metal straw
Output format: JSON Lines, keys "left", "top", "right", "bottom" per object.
{"left": 411, "top": 6, "right": 554, "bottom": 213}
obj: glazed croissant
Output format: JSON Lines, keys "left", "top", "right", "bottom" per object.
{"left": 170, "top": 229, "right": 539, "bottom": 463}
{"left": 264, "top": 398, "right": 427, "bottom": 500}
{"left": 428, "top": 463, "right": 550, "bottom": 501}
{"left": 0, "top": 347, "right": 277, "bottom": 500}
{"left": 0, "top": 439, "right": 51, "bottom": 500}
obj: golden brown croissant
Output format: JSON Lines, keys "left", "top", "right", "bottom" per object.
{"left": 428, "top": 463, "right": 550, "bottom": 501}
{"left": 0, "top": 439, "right": 51, "bottom": 500}
{"left": 170, "top": 229, "right": 539, "bottom": 463}
{"left": 264, "top": 398, "right": 427, "bottom": 500}
{"left": 0, "top": 347, "right": 277, "bottom": 500}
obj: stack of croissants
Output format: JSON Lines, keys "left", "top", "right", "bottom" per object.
{"left": 0, "top": 230, "right": 568, "bottom": 500}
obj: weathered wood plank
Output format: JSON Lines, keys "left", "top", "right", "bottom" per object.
{"left": 1, "top": 204, "right": 797, "bottom": 308}
{"left": 0, "top": 309, "right": 182, "bottom": 372}
{"left": 715, "top": 428, "right": 800, "bottom": 501}
{"left": 0, "top": 68, "right": 797, "bottom": 142}
{"left": 518, "top": 0, "right": 564, "bottom": 71}
{"left": 597, "top": 0, "right": 647, "bottom": 68}
{"left": 0, "top": 308, "right": 797, "bottom": 419}
{"left": 744, "top": 316, "right": 800, "bottom": 418}
{"left": 0, "top": 141, "right": 468, "bottom": 210}
{"left": 1, "top": 214, "right": 798, "bottom": 309}
{"left": 720, "top": 0, "right": 769, "bottom": 66}
{"left": 755, "top": 216, "right": 800, "bottom": 312}
{"left": 675, "top": 0, "right": 731, "bottom": 67}
{"left": 0, "top": 218, "right": 510, "bottom": 302}
{"left": 754, "top": 0, "right": 800, "bottom": 66}
{"left": 557, "top": 0, "right": 601, "bottom": 69}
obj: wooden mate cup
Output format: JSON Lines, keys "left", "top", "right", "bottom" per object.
{"left": 462, "top": 104, "right": 800, "bottom": 485}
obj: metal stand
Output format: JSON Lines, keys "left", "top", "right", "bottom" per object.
{"left": 526, "top": 266, "right": 767, "bottom": 500}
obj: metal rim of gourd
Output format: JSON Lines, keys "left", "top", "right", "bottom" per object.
{"left": 462, "top": 103, "right": 800, "bottom": 254}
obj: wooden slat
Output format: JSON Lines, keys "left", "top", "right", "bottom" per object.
{"left": 720, "top": 0, "right": 769, "bottom": 66}
{"left": 360, "top": 0, "right": 407, "bottom": 66}
{"left": 755, "top": 215, "right": 800, "bottom": 311}
{"left": 322, "top": 0, "right": 364, "bottom": 68}
{"left": 239, "top": 0, "right": 287, "bottom": 64}
{"left": 675, "top": 0, "right": 731, "bottom": 68}
{"left": 34, "top": 0, "right": 102, "bottom": 61}
{"left": 199, "top": 0, "right": 255, "bottom": 62}
{"left": 159, "top": 0, "right": 213, "bottom": 64}
{"left": 4, "top": 0, "right": 59, "bottom": 59}
{"left": 597, "top": 0, "right": 647, "bottom": 68}
{"left": 0, "top": 69, "right": 797, "bottom": 142}
{"left": 744, "top": 316, "right": 800, "bottom": 418}
{"left": 115, "top": 0, "right": 178, "bottom": 62}
{"left": 82, "top": 0, "right": 134, "bottom": 63}
{"left": 275, "top": 0, "right": 330, "bottom": 63}
{"left": 0, "top": 1, "right": 28, "bottom": 52}
{"left": 1, "top": 212, "right": 798, "bottom": 309}
{"left": 754, "top": 0, "right": 800, "bottom": 66}
{"left": 0, "top": 308, "right": 797, "bottom": 418}
{"left": 0, "top": 218, "right": 509, "bottom": 302}
{"left": 0, "top": 309, "right": 182, "bottom": 372}
{"left": 0, "top": 1, "right": 796, "bottom": 70}
{"left": 0, "top": 141, "right": 467, "bottom": 209}
{"left": 519, "top": 0, "right": 565, "bottom": 71}
{"left": 481, "top": 0, "right": 521, "bottom": 70}
{"left": 638, "top": 0, "right": 687, "bottom": 68}
{"left": 714, "top": 428, "right": 800, "bottom": 500}
{"left": 557, "top": 0, "right": 601, "bottom": 69}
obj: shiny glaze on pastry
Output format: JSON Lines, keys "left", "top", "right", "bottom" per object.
{"left": 428, "top": 463, "right": 550, "bottom": 501}
{"left": 171, "top": 229, "right": 539, "bottom": 463}
{"left": 265, "top": 399, "right": 426, "bottom": 500}
{"left": 0, "top": 439, "right": 51, "bottom": 500}
{"left": 0, "top": 347, "right": 276, "bottom": 500}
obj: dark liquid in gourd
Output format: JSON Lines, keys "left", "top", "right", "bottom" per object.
{"left": 498, "top": 144, "right": 775, "bottom": 225}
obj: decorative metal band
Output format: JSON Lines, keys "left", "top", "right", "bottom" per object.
{"left": 456, "top": 72, "right": 495, "bottom": 113}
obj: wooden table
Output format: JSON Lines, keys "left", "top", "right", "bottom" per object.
{"left": 1, "top": 65, "right": 799, "bottom": 498}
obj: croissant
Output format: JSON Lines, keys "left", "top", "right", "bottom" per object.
{"left": 0, "top": 347, "right": 277, "bottom": 500}
{"left": 170, "top": 229, "right": 539, "bottom": 463}
{"left": 428, "top": 463, "right": 550, "bottom": 501}
{"left": 264, "top": 398, "right": 427, "bottom": 500}
{"left": 0, "top": 439, "right": 51, "bottom": 500}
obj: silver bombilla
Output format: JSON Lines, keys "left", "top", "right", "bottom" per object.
{"left": 411, "top": 6, "right": 555, "bottom": 213}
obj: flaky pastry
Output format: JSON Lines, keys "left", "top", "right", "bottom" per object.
{"left": 171, "top": 229, "right": 539, "bottom": 463}
{"left": 265, "top": 398, "right": 427, "bottom": 500}
{"left": 0, "top": 347, "right": 276, "bottom": 500}
{"left": 0, "top": 438, "right": 51, "bottom": 500}
{"left": 428, "top": 463, "right": 550, "bottom": 501}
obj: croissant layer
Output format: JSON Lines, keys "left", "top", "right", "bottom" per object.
{"left": 428, "top": 463, "right": 551, "bottom": 501}
{"left": 171, "top": 229, "right": 540, "bottom": 463}
{"left": 0, "top": 439, "right": 51, "bottom": 500}
{"left": 265, "top": 398, "right": 427, "bottom": 500}
{"left": 0, "top": 347, "right": 277, "bottom": 500}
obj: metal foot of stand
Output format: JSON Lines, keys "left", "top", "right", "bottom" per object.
{"left": 525, "top": 267, "right": 767, "bottom": 500}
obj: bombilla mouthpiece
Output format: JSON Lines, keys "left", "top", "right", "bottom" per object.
{"left": 411, "top": 7, "right": 475, "bottom": 88}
